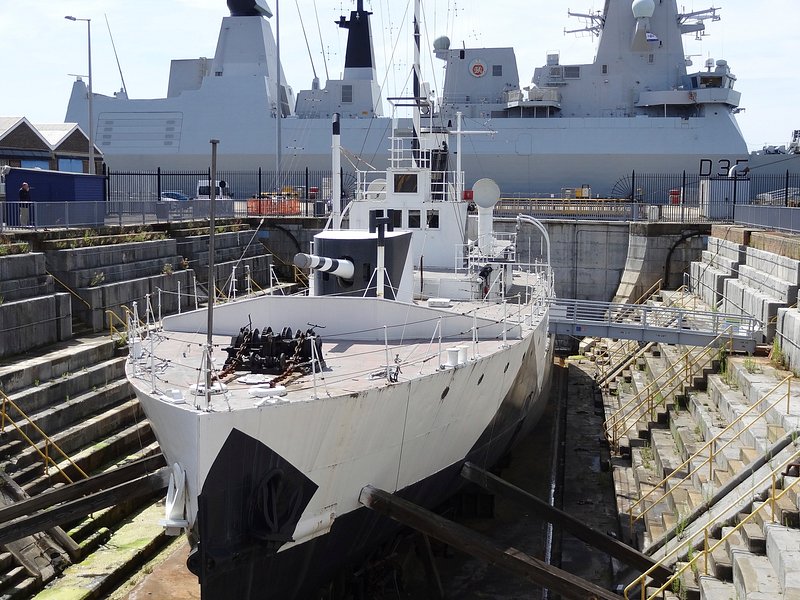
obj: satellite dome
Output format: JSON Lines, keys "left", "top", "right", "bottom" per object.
{"left": 433, "top": 36, "right": 451, "bottom": 51}
{"left": 472, "top": 178, "right": 501, "bottom": 209}
{"left": 631, "top": 0, "right": 655, "bottom": 19}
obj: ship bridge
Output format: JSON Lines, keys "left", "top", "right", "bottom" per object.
{"left": 547, "top": 298, "right": 759, "bottom": 353}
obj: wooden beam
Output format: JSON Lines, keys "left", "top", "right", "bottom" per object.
{"left": 461, "top": 462, "right": 672, "bottom": 585}
{"left": 0, "top": 468, "right": 169, "bottom": 546}
{"left": 0, "top": 454, "right": 165, "bottom": 525}
{"left": 359, "top": 485, "right": 621, "bottom": 600}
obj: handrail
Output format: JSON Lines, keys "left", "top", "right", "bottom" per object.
{"left": 597, "top": 342, "right": 655, "bottom": 388}
{"left": 629, "top": 374, "right": 793, "bottom": 535}
{"left": 627, "top": 445, "right": 800, "bottom": 600}
{"left": 46, "top": 270, "right": 92, "bottom": 310}
{"left": 604, "top": 333, "right": 730, "bottom": 452}
{"left": 633, "top": 279, "right": 663, "bottom": 306}
{"left": 0, "top": 389, "right": 89, "bottom": 484}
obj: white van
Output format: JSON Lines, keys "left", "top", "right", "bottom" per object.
{"left": 196, "top": 180, "right": 231, "bottom": 200}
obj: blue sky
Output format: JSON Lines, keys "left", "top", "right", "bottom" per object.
{"left": 1, "top": 0, "right": 797, "bottom": 151}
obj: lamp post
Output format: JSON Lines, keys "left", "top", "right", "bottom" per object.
{"left": 65, "top": 16, "right": 95, "bottom": 175}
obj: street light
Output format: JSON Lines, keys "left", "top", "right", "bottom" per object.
{"left": 65, "top": 15, "right": 95, "bottom": 175}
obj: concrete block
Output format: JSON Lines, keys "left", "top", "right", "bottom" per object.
{"left": 723, "top": 278, "right": 745, "bottom": 316}
{"left": 751, "top": 231, "right": 800, "bottom": 261}
{"left": 744, "top": 246, "right": 800, "bottom": 287}
{"left": 711, "top": 225, "right": 753, "bottom": 246}
{"left": 739, "top": 264, "right": 798, "bottom": 305}
{"left": 776, "top": 308, "right": 800, "bottom": 371}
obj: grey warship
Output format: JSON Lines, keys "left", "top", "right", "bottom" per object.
{"left": 65, "top": 0, "right": 797, "bottom": 195}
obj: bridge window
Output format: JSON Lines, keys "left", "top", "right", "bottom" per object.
{"left": 342, "top": 85, "right": 353, "bottom": 103}
{"left": 492, "top": 65, "right": 503, "bottom": 77}
{"left": 408, "top": 210, "right": 421, "bottom": 229}
{"left": 391, "top": 209, "right": 403, "bottom": 228}
{"left": 394, "top": 173, "right": 418, "bottom": 193}
{"left": 426, "top": 209, "right": 440, "bottom": 229}
{"left": 563, "top": 66, "right": 580, "bottom": 79}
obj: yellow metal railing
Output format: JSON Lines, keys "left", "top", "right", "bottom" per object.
{"left": 604, "top": 335, "right": 730, "bottom": 452}
{"left": 628, "top": 374, "right": 793, "bottom": 536}
{"left": 47, "top": 270, "right": 92, "bottom": 310}
{"left": 634, "top": 279, "right": 663, "bottom": 306}
{"left": 0, "top": 390, "right": 89, "bottom": 484}
{"left": 596, "top": 340, "right": 646, "bottom": 384}
{"left": 626, "top": 446, "right": 800, "bottom": 600}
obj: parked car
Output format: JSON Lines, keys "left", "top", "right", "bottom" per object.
{"left": 160, "top": 191, "right": 190, "bottom": 202}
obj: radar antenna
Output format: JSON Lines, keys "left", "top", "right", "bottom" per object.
{"left": 677, "top": 6, "right": 721, "bottom": 36}
{"left": 565, "top": 9, "right": 605, "bottom": 37}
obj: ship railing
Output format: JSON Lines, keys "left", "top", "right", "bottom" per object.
{"left": 355, "top": 169, "right": 463, "bottom": 203}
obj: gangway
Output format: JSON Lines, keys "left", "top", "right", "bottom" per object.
{"left": 547, "top": 298, "right": 760, "bottom": 353}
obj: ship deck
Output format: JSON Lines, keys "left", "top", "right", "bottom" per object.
{"left": 127, "top": 295, "right": 545, "bottom": 412}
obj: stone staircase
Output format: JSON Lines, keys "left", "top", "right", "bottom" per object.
{"left": 601, "top": 335, "right": 800, "bottom": 599}
{"left": 0, "top": 335, "right": 166, "bottom": 598}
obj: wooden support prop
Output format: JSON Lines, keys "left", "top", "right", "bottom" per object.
{"left": 359, "top": 485, "right": 621, "bottom": 600}
{"left": 0, "top": 454, "right": 165, "bottom": 525}
{"left": 0, "top": 468, "right": 169, "bottom": 546}
{"left": 461, "top": 462, "right": 672, "bottom": 585}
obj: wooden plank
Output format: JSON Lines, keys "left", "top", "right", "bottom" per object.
{"left": 359, "top": 485, "right": 621, "bottom": 600}
{"left": 0, "top": 469, "right": 169, "bottom": 546}
{"left": 461, "top": 462, "right": 672, "bottom": 585}
{"left": 0, "top": 454, "right": 165, "bottom": 525}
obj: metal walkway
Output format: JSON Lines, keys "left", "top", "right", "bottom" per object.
{"left": 547, "top": 298, "right": 760, "bottom": 353}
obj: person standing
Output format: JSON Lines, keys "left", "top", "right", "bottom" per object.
{"left": 18, "top": 182, "right": 31, "bottom": 226}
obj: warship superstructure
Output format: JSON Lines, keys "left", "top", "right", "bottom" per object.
{"left": 65, "top": 0, "right": 796, "bottom": 195}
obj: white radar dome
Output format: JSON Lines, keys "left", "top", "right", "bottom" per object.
{"left": 631, "top": 0, "right": 655, "bottom": 19}
{"left": 433, "top": 36, "right": 451, "bottom": 51}
{"left": 472, "top": 178, "right": 501, "bottom": 209}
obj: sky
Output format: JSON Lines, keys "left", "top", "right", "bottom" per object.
{"left": 0, "top": 0, "right": 797, "bottom": 152}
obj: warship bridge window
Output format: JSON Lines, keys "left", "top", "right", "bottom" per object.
{"left": 564, "top": 66, "right": 580, "bottom": 79}
{"left": 408, "top": 210, "right": 421, "bottom": 229}
{"left": 342, "top": 85, "right": 353, "bottom": 104}
{"left": 493, "top": 65, "right": 503, "bottom": 77}
{"left": 391, "top": 210, "right": 403, "bottom": 229}
{"left": 426, "top": 210, "right": 439, "bottom": 229}
{"left": 394, "top": 173, "right": 418, "bottom": 193}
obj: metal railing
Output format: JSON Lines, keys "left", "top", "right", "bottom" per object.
{"left": 626, "top": 445, "right": 800, "bottom": 600}
{"left": 604, "top": 334, "right": 731, "bottom": 453}
{"left": 0, "top": 389, "right": 89, "bottom": 484}
{"left": 628, "top": 374, "right": 794, "bottom": 538}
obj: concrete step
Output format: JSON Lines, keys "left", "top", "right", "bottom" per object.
{"left": 0, "top": 378, "right": 133, "bottom": 465}
{"left": 740, "top": 521, "right": 767, "bottom": 554}
{"left": 733, "top": 552, "right": 784, "bottom": 600}
{"left": 2, "top": 356, "right": 127, "bottom": 424}
{"left": 66, "top": 442, "right": 163, "bottom": 546}
{"left": 698, "top": 575, "right": 736, "bottom": 600}
{"left": 7, "top": 398, "right": 145, "bottom": 485}
{"left": 22, "top": 419, "right": 155, "bottom": 496}
{"left": 0, "top": 566, "right": 38, "bottom": 600}
{"left": 708, "top": 543, "right": 733, "bottom": 581}
{"left": 37, "top": 503, "right": 169, "bottom": 600}
{"left": 0, "top": 335, "right": 116, "bottom": 396}
{"left": 765, "top": 525, "right": 800, "bottom": 597}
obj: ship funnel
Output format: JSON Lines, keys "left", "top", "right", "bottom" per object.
{"left": 472, "top": 178, "right": 501, "bottom": 256}
{"left": 631, "top": 0, "right": 656, "bottom": 52}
